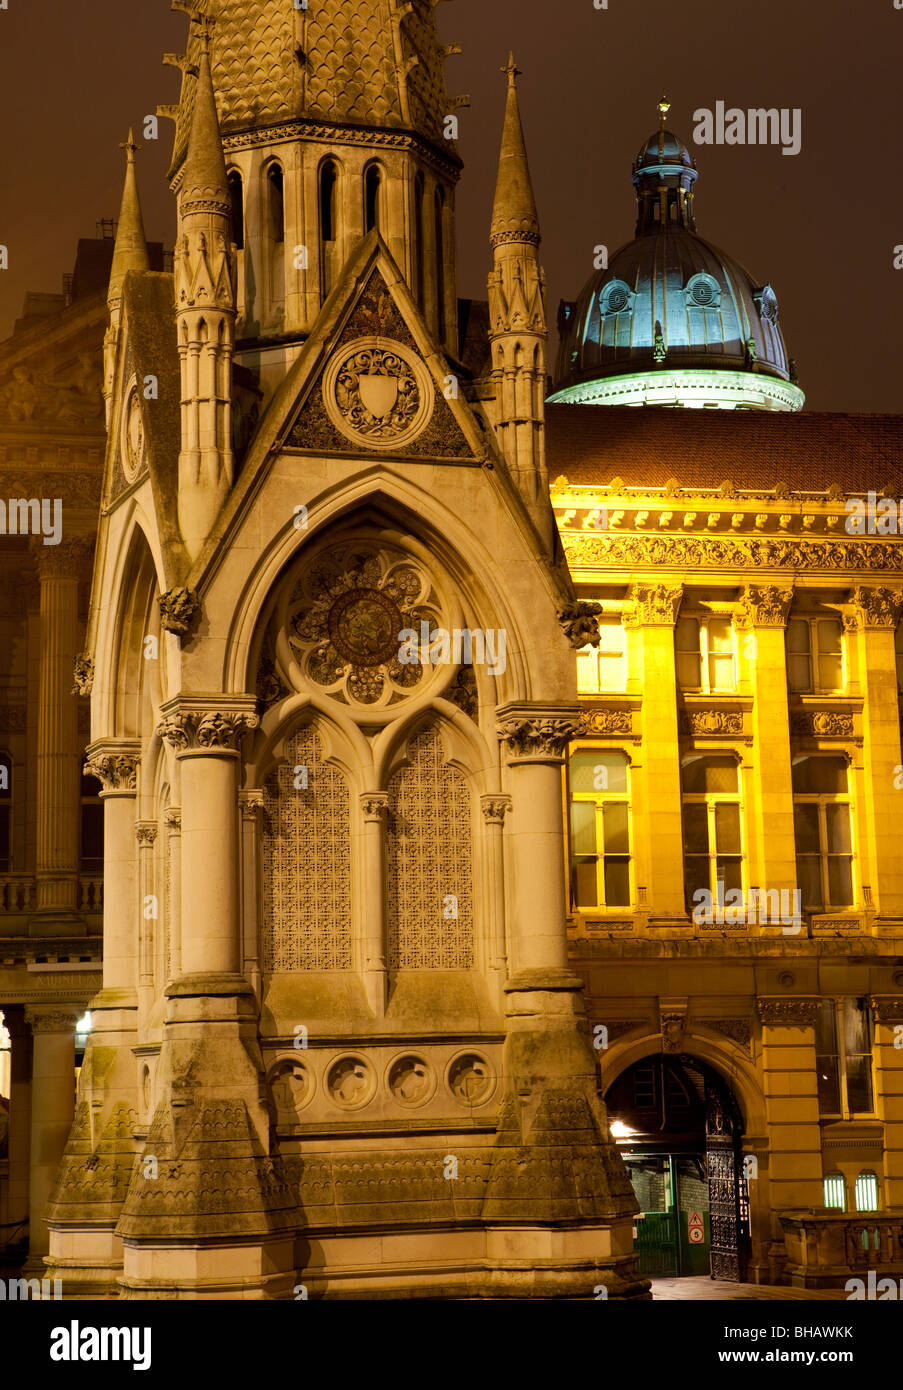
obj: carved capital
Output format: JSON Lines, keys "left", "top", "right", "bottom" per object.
{"left": 557, "top": 600, "right": 603, "bottom": 649}
{"left": 25, "top": 1006, "right": 80, "bottom": 1034}
{"left": 239, "top": 790, "right": 266, "bottom": 821}
{"left": 735, "top": 585, "right": 794, "bottom": 629}
{"left": 72, "top": 652, "right": 94, "bottom": 696}
{"left": 497, "top": 714, "right": 581, "bottom": 760}
{"left": 163, "top": 807, "right": 182, "bottom": 832}
{"left": 158, "top": 587, "right": 200, "bottom": 637}
{"left": 870, "top": 996, "right": 903, "bottom": 1025}
{"left": 855, "top": 586, "right": 903, "bottom": 629}
{"left": 135, "top": 822, "right": 158, "bottom": 848}
{"left": 360, "top": 792, "right": 390, "bottom": 822}
{"left": 157, "top": 709, "right": 259, "bottom": 752}
{"left": 30, "top": 535, "right": 93, "bottom": 581}
{"left": 624, "top": 582, "right": 683, "bottom": 627}
{"left": 480, "top": 794, "right": 512, "bottom": 825}
{"left": 756, "top": 997, "right": 820, "bottom": 1027}
{"left": 84, "top": 742, "right": 140, "bottom": 792}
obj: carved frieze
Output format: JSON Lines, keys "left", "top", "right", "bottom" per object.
{"left": 703, "top": 1018, "right": 752, "bottom": 1047}
{"left": 756, "top": 997, "right": 820, "bottom": 1027}
{"left": 580, "top": 707, "right": 633, "bottom": 735}
{"left": 870, "top": 997, "right": 903, "bottom": 1025}
{"left": 679, "top": 709, "right": 744, "bottom": 736}
{"left": 790, "top": 711, "right": 854, "bottom": 737}
{"left": 564, "top": 533, "right": 903, "bottom": 573}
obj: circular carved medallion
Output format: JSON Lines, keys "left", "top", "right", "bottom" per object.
{"left": 322, "top": 336, "right": 434, "bottom": 450}
{"left": 447, "top": 1053, "right": 494, "bottom": 1107}
{"left": 387, "top": 1055, "right": 436, "bottom": 1108}
{"left": 326, "top": 1055, "right": 375, "bottom": 1111}
{"left": 122, "top": 387, "right": 145, "bottom": 482}
{"left": 327, "top": 587, "right": 404, "bottom": 668}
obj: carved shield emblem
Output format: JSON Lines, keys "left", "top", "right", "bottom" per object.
{"left": 358, "top": 372, "right": 398, "bottom": 419}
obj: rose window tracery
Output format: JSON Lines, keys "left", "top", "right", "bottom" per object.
{"left": 287, "top": 541, "right": 446, "bottom": 708}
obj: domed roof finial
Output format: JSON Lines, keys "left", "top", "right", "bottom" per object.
{"left": 658, "top": 94, "right": 671, "bottom": 130}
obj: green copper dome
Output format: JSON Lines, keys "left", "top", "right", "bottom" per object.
{"left": 549, "top": 100, "right": 804, "bottom": 412}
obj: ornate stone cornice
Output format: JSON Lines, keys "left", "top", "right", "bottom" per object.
{"left": 360, "top": 792, "right": 390, "bottom": 822}
{"left": 756, "top": 997, "right": 820, "bottom": 1027}
{"left": 557, "top": 600, "right": 603, "bottom": 649}
{"left": 564, "top": 533, "right": 903, "bottom": 573}
{"left": 496, "top": 707, "right": 582, "bottom": 761}
{"left": 870, "top": 996, "right": 903, "bottom": 1025}
{"left": 734, "top": 585, "right": 794, "bottom": 629}
{"left": 84, "top": 741, "right": 140, "bottom": 792}
{"left": 855, "top": 586, "right": 903, "bottom": 628}
{"left": 624, "top": 582, "right": 683, "bottom": 627}
{"left": 480, "top": 794, "right": 512, "bottom": 825}
{"left": 157, "top": 708, "right": 259, "bottom": 753}
{"left": 158, "top": 587, "right": 200, "bottom": 638}
{"left": 72, "top": 652, "right": 94, "bottom": 696}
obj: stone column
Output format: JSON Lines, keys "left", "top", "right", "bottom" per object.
{"left": 496, "top": 709, "right": 580, "bottom": 974}
{"left": 360, "top": 793, "right": 389, "bottom": 1014}
{"left": 164, "top": 808, "right": 182, "bottom": 982}
{"left": 624, "top": 583, "right": 685, "bottom": 920}
{"left": 735, "top": 587, "right": 796, "bottom": 903}
{"left": 480, "top": 794, "right": 512, "bottom": 1000}
{"left": 756, "top": 998, "right": 824, "bottom": 1215}
{"left": 871, "top": 996, "right": 903, "bottom": 1208}
{"left": 854, "top": 589, "right": 903, "bottom": 917}
{"left": 24, "top": 1006, "right": 78, "bottom": 1265}
{"left": 238, "top": 793, "right": 263, "bottom": 994}
{"left": 157, "top": 702, "right": 258, "bottom": 979}
{"left": 4, "top": 1008, "right": 32, "bottom": 1251}
{"left": 30, "top": 537, "right": 92, "bottom": 933}
{"left": 136, "top": 821, "right": 158, "bottom": 1022}
{"left": 83, "top": 743, "right": 140, "bottom": 998}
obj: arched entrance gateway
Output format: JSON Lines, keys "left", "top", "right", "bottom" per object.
{"left": 605, "top": 1056, "right": 751, "bottom": 1282}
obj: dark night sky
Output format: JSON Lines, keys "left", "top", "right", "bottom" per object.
{"left": 0, "top": 0, "right": 899, "bottom": 412}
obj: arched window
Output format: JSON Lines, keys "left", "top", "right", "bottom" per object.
{"left": 319, "top": 160, "right": 339, "bottom": 301}
{"left": 0, "top": 752, "right": 10, "bottom": 872}
{"left": 386, "top": 726, "right": 473, "bottom": 969}
{"left": 267, "top": 163, "right": 285, "bottom": 244}
{"left": 261, "top": 727, "right": 351, "bottom": 970}
{"left": 413, "top": 172, "right": 425, "bottom": 307}
{"left": 434, "top": 185, "right": 446, "bottom": 342}
{"left": 855, "top": 1171, "right": 879, "bottom": 1212}
{"left": 364, "top": 163, "right": 382, "bottom": 233}
{"left": 227, "top": 170, "right": 244, "bottom": 249}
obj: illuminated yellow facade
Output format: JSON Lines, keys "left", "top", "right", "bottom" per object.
{"left": 550, "top": 446, "right": 903, "bottom": 1284}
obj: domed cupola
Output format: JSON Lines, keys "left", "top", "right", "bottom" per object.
{"left": 549, "top": 98, "right": 804, "bottom": 411}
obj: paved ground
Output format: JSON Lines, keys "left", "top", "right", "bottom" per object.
{"left": 652, "top": 1277, "right": 848, "bottom": 1300}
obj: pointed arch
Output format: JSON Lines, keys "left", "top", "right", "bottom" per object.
{"left": 92, "top": 509, "right": 166, "bottom": 740}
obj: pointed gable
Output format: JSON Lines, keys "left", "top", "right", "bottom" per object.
{"left": 283, "top": 263, "right": 476, "bottom": 462}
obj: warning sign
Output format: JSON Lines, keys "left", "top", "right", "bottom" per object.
{"left": 687, "top": 1210, "right": 705, "bottom": 1244}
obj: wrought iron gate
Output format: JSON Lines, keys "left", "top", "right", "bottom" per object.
{"left": 705, "top": 1075, "right": 749, "bottom": 1281}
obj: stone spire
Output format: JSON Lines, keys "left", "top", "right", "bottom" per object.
{"left": 487, "top": 56, "right": 551, "bottom": 548}
{"left": 174, "top": 16, "right": 236, "bottom": 562}
{"left": 104, "top": 132, "right": 150, "bottom": 426}
{"left": 108, "top": 131, "right": 150, "bottom": 311}
{"left": 490, "top": 54, "right": 540, "bottom": 248}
